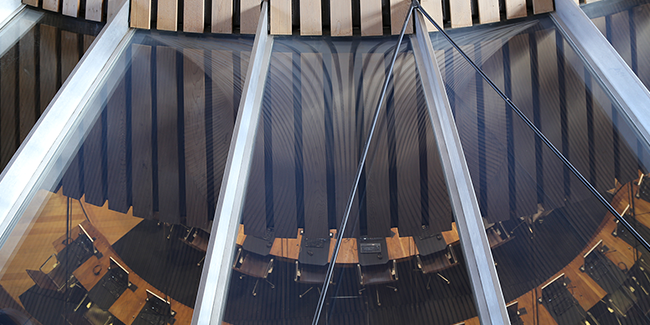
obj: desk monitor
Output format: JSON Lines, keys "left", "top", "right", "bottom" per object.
{"left": 541, "top": 273, "right": 565, "bottom": 292}
{"left": 145, "top": 289, "right": 175, "bottom": 317}
{"left": 78, "top": 224, "right": 98, "bottom": 255}
{"left": 109, "top": 257, "right": 129, "bottom": 287}
{"left": 583, "top": 239, "right": 604, "bottom": 260}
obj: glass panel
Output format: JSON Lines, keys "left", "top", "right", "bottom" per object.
{"left": 223, "top": 36, "right": 478, "bottom": 325}
{"left": 583, "top": 0, "right": 650, "bottom": 89}
{"left": 0, "top": 30, "right": 252, "bottom": 325}
{"left": 0, "top": 8, "right": 103, "bottom": 172}
{"left": 433, "top": 15, "right": 650, "bottom": 324}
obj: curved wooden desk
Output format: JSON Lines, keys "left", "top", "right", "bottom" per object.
{"left": 457, "top": 177, "right": 647, "bottom": 325}
{"left": 61, "top": 221, "right": 193, "bottom": 325}
{"left": 235, "top": 224, "right": 460, "bottom": 264}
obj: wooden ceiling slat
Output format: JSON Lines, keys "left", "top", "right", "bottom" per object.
{"left": 330, "top": 0, "right": 353, "bottom": 36}
{"left": 300, "top": 0, "right": 322, "bottom": 35}
{"left": 157, "top": 0, "right": 178, "bottom": 31}
{"left": 478, "top": 0, "right": 500, "bottom": 23}
{"left": 183, "top": 0, "right": 205, "bottom": 32}
{"left": 42, "top": 0, "right": 59, "bottom": 12}
{"left": 270, "top": 0, "right": 292, "bottom": 35}
{"left": 420, "top": 0, "right": 444, "bottom": 32}
{"left": 86, "top": 0, "right": 103, "bottom": 21}
{"left": 533, "top": 0, "right": 555, "bottom": 14}
{"left": 62, "top": 0, "right": 80, "bottom": 17}
{"left": 212, "top": 0, "right": 234, "bottom": 33}
{"left": 450, "top": 0, "right": 473, "bottom": 28}
{"left": 240, "top": 0, "right": 259, "bottom": 34}
{"left": 360, "top": 0, "right": 383, "bottom": 36}
{"left": 131, "top": 0, "right": 151, "bottom": 29}
{"left": 390, "top": 0, "right": 413, "bottom": 35}
{"left": 506, "top": 0, "right": 527, "bottom": 19}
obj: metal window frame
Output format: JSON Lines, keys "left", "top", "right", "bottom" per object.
{"left": 552, "top": 0, "right": 650, "bottom": 147}
{"left": 0, "top": 0, "right": 23, "bottom": 31}
{"left": 411, "top": 8, "right": 511, "bottom": 325}
{"left": 0, "top": 0, "right": 133, "bottom": 249}
{"left": 190, "top": 2, "right": 273, "bottom": 324}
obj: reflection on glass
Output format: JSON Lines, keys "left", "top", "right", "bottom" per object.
{"left": 434, "top": 15, "right": 650, "bottom": 324}
{"left": 0, "top": 8, "right": 103, "bottom": 172}
{"left": 583, "top": 0, "right": 650, "bottom": 89}
{"left": 0, "top": 30, "right": 252, "bottom": 325}
{"left": 224, "top": 36, "right": 478, "bottom": 325}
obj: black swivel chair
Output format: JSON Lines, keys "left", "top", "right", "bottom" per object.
{"left": 232, "top": 247, "right": 275, "bottom": 296}
{"left": 416, "top": 244, "right": 458, "bottom": 289}
{"left": 357, "top": 260, "right": 398, "bottom": 306}
{"left": 295, "top": 261, "right": 330, "bottom": 298}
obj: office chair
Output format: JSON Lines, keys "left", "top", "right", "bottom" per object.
{"left": 232, "top": 247, "right": 275, "bottom": 296}
{"left": 295, "top": 261, "right": 331, "bottom": 298}
{"left": 486, "top": 222, "right": 514, "bottom": 249}
{"left": 416, "top": 244, "right": 458, "bottom": 289}
{"left": 180, "top": 227, "right": 209, "bottom": 266}
{"left": 26, "top": 253, "right": 71, "bottom": 291}
{"left": 357, "top": 260, "right": 398, "bottom": 306}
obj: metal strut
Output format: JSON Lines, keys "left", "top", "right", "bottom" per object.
{"left": 414, "top": 3, "right": 650, "bottom": 253}
{"left": 310, "top": 4, "right": 416, "bottom": 325}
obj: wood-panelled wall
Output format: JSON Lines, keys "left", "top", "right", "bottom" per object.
{"left": 23, "top": 0, "right": 127, "bottom": 22}
{"left": 0, "top": 16, "right": 99, "bottom": 173}
{"left": 59, "top": 35, "right": 252, "bottom": 230}
{"left": 124, "top": 0, "right": 562, "bottom": 35}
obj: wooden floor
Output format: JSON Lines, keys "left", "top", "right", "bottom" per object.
{"left": 0, "top": 189, "right": 142, "bottom": 306}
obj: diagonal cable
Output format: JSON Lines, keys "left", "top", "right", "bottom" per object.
{"left": 310, "top": 4, "right": 416, "bottom": 325}
{"left": 415, "top": 2, "right": 650, "bottom": 253}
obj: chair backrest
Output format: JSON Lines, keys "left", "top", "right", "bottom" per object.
{"left": 357, "top": 260, "right": 398, "bottom": 286}
{"left": 295, "top": 261, "right": 328, "bottom": 284}
{"left": 232, "top": 247, "right": 274, "bottom": 279}
{"left": 416, "top": 245, "right": 458, "bottom": 274}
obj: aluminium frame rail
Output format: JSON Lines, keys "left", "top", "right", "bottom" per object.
{"left": 411, "top": 5, "right": 511, "bottom": 325}
{"left": 0, "top": 0, "right": 133, "bottom": 250}
{"left": 552, "top": 0, "right": 650, "bottom": 148}
{"left": 190, "top": 2, "right": 273, "bottom": 324}
{"left": 0, "top": 0, "right": 23, "bottom": 30}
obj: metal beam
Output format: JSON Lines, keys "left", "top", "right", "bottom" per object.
{"left": 191, "top": 2, "right": 273, "bottom": 324}
{"left": 552, "top": 0, "right": 650, "bottom": 148}
{"left": 0, "top": 0, "right": 133, "bottom": 250}
{"left": 411, "top": 8, "right": 510, "bottom": 325}
{"left": 0, "top": 0, "right": 23, "bottom": 31}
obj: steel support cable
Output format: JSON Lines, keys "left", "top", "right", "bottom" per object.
{"left": 415, "top": 3, "right": 650, "bottom": 253}
{"left": 310, "top": 5, "right": 416, "bottom": 325}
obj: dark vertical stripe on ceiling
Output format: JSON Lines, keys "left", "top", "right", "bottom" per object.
{"left": 14, "top": 44, "right": 20, "bottom": 151}
{"left": 556, "top": 33, "right": 570, "bottom": 199}
{"left": 126, "top": 45, "right": 133, "bottom": 209}
{"left": 416, "top": 71, "right": 429, "bottom": 228}
{"left": 385, "top": 50, "right": 399, "bottom": 229}
{"left": 176, "top": 49, "right": 187, "bottom": 223}
{"left": 529, "top": 31, "right": 544, "bottom": 204}
{"left": 264, "top": 70, "right": 274, "bottom": 229}
{"left": 101, "top": 109, "right": 108, "bottom": 204}
{"left": 585, "top": 70, "right": 596, "bottom": 185}
{"left": 34, "top": 24, "right": 41, "bottom": 123}
{"left": 502, "top": 41, "right": 516, "bottom": 219}
{"left": 445, "top": 48, "right": 455, "bottom": 118}
{"left": 612, "top": 107, "right": 620, "bottom": 180}
{"left": 629, "top": 9, "right": 638, "bottom": 74}
{"left": 151, "top": 46, "right": 159, "bottom": 212}
{"left": 604, "top": 15, "right": 622, "bottom": 183}
{"left": 357, "top": 55, "right": 367, "bottom": 236}
{"left": 293, "top": 52, "right": 305, "bottom": 230}
{"left": 324, "top": 53, "right": 337, "bottom": 232}
{"left": 205, "top": 50, "right": 215, "bottom": 220}
{"left": 475, "top": 43, "right": 487, "bottom": 217}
